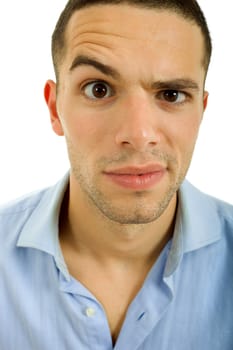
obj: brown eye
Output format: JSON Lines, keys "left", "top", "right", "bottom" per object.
{"left": 158, "top": 90, "right": 186, "bottom": 103}
{"left": 83, "top": 81, "right": 113, "bottom": 99}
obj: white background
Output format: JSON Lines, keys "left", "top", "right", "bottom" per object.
{"left": 0, "top": 1, "right": 232, "bottom": 204}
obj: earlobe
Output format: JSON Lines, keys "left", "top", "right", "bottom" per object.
{"left": 44, "top": 80, "right": 64, "bottom": 136}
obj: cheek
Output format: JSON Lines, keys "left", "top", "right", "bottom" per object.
{"left": 167, "top": 114, "right": 202, "bottom": 161}
{"left": 63, "top": 110, "right": 111, "bottom": 153}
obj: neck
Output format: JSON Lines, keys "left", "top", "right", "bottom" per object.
{"left": 59, "top": 179, "right": 177, "bottom": 266}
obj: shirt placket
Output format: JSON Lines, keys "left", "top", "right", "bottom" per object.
{"left": 59, "top": 273, "right": 113, "bottom": 349}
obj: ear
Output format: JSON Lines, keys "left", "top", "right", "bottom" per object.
{"left": 203, "top": 90, "right": 209, "bottom": 111}
{"left": 44, "top": 80, "right": 64, "bottom": 136}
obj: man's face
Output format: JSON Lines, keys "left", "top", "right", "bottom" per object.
{"left": 46, "top": 5, "right": 208, "bottom": 225}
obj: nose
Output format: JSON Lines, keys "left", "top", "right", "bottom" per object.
{"left": 115, "top": 95, "right": 162, "bottom": 152}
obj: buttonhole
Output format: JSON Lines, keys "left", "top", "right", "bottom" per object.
{"left": 137, "top": 312, "right": 146, "bottom": 321}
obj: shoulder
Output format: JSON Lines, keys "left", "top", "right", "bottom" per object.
{"left": 0, "top": 173, "right": 69, "bottom": 247}
{"left": 0, "top": 188, "right": 49, "bottom": 218}
{"left": 182, "top": 180, "right": 233, "bottom": 238}
{"left": 0, "top": 186, "right": 50, "bottom": 251}
{"left": 0, "top": 173, "right": 69, "bottom": 219}
{"left": 182, "top": 180, "right": 233, "bottom": 214}
{"left": 204, "top": 191, "right": 233, "bottom": 243}
{"left": 0, "top": 188, "right": 50, "bottom": 247}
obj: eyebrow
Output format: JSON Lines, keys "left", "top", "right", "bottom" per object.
{"left": 69, "top": 54, "right": 121, "bottom": 79}
{"left": 152, "top": 79, "right": 200, "bottom": 91}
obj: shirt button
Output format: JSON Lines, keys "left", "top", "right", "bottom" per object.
{"left": 85, "top": 307, "right": 96, "bottom": 317}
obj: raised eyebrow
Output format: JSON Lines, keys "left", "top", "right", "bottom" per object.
{"left": 152, "top": 79, "right": 200, "bottom": 91}
{"left": 69, "top": 54, "right": 121, "bottom": 80}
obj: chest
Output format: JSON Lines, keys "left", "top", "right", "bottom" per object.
{"left": 70, "top": 267, "right": 148, "bottom": 342}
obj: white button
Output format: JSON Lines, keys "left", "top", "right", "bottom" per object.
{"left": 85, "top": 307, "right": 96, "bottom": 317}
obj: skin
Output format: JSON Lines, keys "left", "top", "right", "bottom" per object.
{"left": 44, "top": 4, "right": 208, "bottom": 342}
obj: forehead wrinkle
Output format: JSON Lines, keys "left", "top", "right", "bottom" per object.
{"left": 67, "top": 8, "right": 160, "bottom": 50}
{"left": 67, "top": 27, "right": 131, "bottom": 66}
{"left": 67, "top": 10, "right": 134, "bottom": 42}
{"left": 69, "top": 30, "right": 138, "bottom": 54}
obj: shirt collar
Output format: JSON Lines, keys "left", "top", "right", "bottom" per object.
{"left": 164, "top": 180, "right": 222, "bottom": 277}
{"left": 17, "top": 172, "right": 70, "bottom": 280}
{"left": 17, "top": 175, "right": 222, "bottom": 280}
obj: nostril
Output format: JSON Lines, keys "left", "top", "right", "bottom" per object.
{"left": 115, "top": 120, "right": 161, "bottom": 151}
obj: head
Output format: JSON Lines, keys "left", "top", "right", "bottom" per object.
{"left": 45, "top": 0, "right": 210, "bottom": 225}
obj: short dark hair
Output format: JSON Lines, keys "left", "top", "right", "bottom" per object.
{"left": 52, "top": 0, "right": 212, "bottom": 83}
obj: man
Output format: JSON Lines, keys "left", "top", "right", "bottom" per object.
{"left": 0, "top": 0, "right": 233, "bottom": 349}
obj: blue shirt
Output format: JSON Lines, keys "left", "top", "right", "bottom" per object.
{"left": 0, "top": 173, "right": 233, "bottom": 349}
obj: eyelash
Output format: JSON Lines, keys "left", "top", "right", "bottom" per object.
{"left": 81, "top": 80, "right": 191, "bottom": 105}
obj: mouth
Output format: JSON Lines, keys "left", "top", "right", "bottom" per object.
{"left": 103, "top": 164, "right": 166, "bottom": 190}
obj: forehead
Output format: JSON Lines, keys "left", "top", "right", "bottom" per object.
{"left": 63, "top": 4, "right": 205, "bottom": 79}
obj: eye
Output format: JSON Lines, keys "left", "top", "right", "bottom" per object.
{"left": 82, "top": 81, "right": 114, "bottom": 100}
{"left": 158, "top": 90, "right": 187, "bottom": 104}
